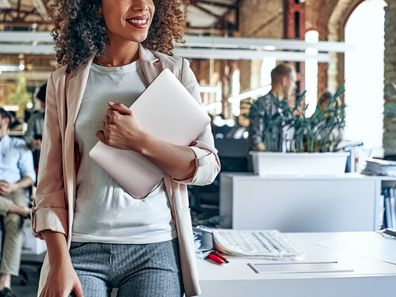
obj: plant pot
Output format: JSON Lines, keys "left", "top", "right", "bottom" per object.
{"left": 250, "top": 152, "right": 348, "bottom": 176}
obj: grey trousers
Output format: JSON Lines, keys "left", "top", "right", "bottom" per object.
{"left": 0, "top": 190, "right": 30, "bottom": 275}
{"left": 69, "top": 239, "right": 184, "bottom": 297}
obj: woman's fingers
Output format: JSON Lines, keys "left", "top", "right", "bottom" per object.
{"left": 108, "top": 101, "right": 132, "bottom": 115}
{"left": 72, "top": 281, "right": 85, "bottom": 297}
{"left": 106, "top": 109, "right": 118, "bottom": 123}
{"left": 96, "top": 130, "right": 105, "bottom": 143}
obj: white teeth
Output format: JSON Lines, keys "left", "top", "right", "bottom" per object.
{"left": 128, "top": 19, "right": 147, "bottom": 25}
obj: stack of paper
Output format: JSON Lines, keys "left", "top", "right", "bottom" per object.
{"left": 361, "top": 158, "right": 396, "bottom": 176}
{"left": 213, "top": 229, "right": 302, "bottom": 258}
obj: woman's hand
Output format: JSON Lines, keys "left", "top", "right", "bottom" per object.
{"left": 96, "top": 102, "right": 196, "bottom": 180}
{"left": 40, "top": 231, "right": 84, "bottom": 297}
{"left": 39, "top": 259, "right": 84, "bottom": 297}
{"left": 96, "top": 102, "right": 145, "bottom": 151}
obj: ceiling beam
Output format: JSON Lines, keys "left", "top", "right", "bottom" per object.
{"left": 188, "top": 0, "right": 239, "bottom": 34}
{"left": 181, "top": 35, "right": 350, "bottom": 52}
{"left": 0, "top": 44, "right": 331, "bottom": 63}
{"left": 174, "top": 48, "right": 330, "bottom": 62}
{"left": 211, "top": 0, "right": 240, "bottom": 33}
{"left": 0, "top": 32, "right": 350, "bottom": 53}
{"left": 190, "top": 0, "right": 237, "bottom": 9}
{"left": 0, "top": 8, "right": 46, "bottom": 24}
{"left": 192, "top": 3, "right": 222, "bottom": 19}
{"left": 32, "top": 0, "right": 50, "bottom": 21}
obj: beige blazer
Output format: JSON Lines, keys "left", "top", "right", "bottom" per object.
{"left": 32, "top": 44, "right": 220, "bottom": 297}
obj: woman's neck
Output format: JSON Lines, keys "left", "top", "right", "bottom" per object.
{"left": 95, "top": 40, "right": 139, "bottom": 67}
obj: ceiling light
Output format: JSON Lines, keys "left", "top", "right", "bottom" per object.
{"left": 0, "top": 65, "right": 20, "bottom": 72}
{"left": 0, "top": 0, "right": 11, "bottom": 9}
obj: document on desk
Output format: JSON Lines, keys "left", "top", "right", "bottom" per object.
{"left": 248, "top": 261, "right": 354, "bottom": 274}
{"left": 213, "top": 229, "right": 302, "bottom": 257}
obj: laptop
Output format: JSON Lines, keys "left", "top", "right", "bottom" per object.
{"left": 89, "top": 68, "right": 211, "bottom": 198}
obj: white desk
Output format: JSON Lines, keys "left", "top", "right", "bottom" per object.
{"left": 198, "top": 232, "right": 396, "bottom": 297}
{"left": 220, "top": 173, "right": 395, "bottom": 231}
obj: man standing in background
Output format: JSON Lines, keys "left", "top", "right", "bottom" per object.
{"left": 248, "top": 63, "right": 296, "bottom": 152}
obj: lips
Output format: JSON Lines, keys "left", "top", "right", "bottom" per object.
{"left": 126, "top": 16, "right": 149, "bottom": 28}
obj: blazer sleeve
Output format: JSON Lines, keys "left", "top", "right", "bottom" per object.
{"left": 176, "top": 58, "right": 220, "bottom": 186}
{"left": 31, "top": 73, "right": 68, "bottom": 239}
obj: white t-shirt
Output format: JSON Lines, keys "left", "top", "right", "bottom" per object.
{"left": 72, "top": 61, "right": 176, "bottom": 244}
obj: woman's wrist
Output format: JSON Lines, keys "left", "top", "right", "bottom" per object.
{"left": 42, "top": 231, "right": 71, "bottom": 265}
{"left": 130, "top": 130, "right": 150, "bottom": 154}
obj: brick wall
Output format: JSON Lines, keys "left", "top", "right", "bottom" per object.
{"left": 383, "top": 1, "right": 396, "bottom": 155}
{"left": 239, "top": 0, "right": 284, "bottom": 39}
{"left": 238, "top": 0, "right": 284, "bottom": 92}
{"left": 305, "top": 0, "right": 338, "bottom": 98}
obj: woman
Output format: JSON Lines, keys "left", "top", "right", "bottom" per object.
{"left": 32, "top": 0, "right": 220, "bottom": 296}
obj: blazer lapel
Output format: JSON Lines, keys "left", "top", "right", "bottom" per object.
{"left": 139, "top": 44, "right": 165, "bottom": 86}
{"left": 64, "top": 57, "right": 93, "bottom": 240}
{"left": 67, "top": 57, "right": 94, "bottom": 124}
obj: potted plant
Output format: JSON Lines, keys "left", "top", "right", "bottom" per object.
{"left": 249, "top": 85, "right": 349, "bottom": 176}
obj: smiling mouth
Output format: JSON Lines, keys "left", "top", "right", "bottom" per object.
{"left": 126, "top": 18, "right": 149, "bottom": 27}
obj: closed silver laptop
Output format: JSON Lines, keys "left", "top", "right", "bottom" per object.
{"left": 89, "top": 68, "right": 210, "bottom": 198}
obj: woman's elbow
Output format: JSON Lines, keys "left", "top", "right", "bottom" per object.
{"left": 192, "top": 162, "right": 220, "bottom": 185}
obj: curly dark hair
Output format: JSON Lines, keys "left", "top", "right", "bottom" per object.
{"left": 52, "top": 0, "right": 187, "bottom": 73}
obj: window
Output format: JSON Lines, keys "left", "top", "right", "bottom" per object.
{"left": 305, "top": 30, "right": 319, "bottom": 117}
{"left": 260, "top": 57, "right": 276, "bottom": 90}
{"left": 344, "top": 0, "right": 386, "bottom": 151}
{"left": 231, "top": 68, "right": 241, "bottom": 116}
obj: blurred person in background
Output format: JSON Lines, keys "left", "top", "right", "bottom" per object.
{"left": 0, "top": 107, "right": 35, "bottom": 297}
{"left": 248, "top": 63, "right": 297, "bottom": 152}
{"left": 24, "top": 83, "right": 46, "bottom": 178}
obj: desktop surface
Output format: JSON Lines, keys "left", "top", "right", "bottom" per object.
{"left": 198, "top": 232, "right": 396, "bottom": 297}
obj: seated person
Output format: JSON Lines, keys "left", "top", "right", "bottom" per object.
{"left": 0, "top": 108, "right": 35, "bottom": 297}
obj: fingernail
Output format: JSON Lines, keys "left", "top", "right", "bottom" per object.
{"left": 109, "top": 101, "right": 114, "bottom": 105}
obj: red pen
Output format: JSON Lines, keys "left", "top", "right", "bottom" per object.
{"left": 214, "top": 250, "right": 229, "bottom": 263}
{"left": 207, "top": 252, "right": 224, "bottom": 264}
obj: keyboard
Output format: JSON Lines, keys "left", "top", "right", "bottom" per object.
{"left": 213, "top": 230, "right": 302, "bottom": 257}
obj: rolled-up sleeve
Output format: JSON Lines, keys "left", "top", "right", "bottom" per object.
{"left": 31, "top": 73, "right": 68, "bottom": 239}
{"left": 175, "top": 59, "right": 220, "bottom": 186}
{"left": 187, "top": 146, "right": 219, "bottom": 185}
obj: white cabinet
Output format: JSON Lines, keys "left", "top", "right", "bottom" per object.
{"left": 220, "top": 173, "right": 390, "bottom": 232}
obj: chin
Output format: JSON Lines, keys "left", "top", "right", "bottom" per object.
{"left": 127, "top": 33, "right": 149, "bottom": 43}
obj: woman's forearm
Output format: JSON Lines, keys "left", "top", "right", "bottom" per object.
{"left": 42, "top": 231, "right": 71, "bottom": 265}
{"left": 136, "top": 132, "right": 196, "bottom": 180}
